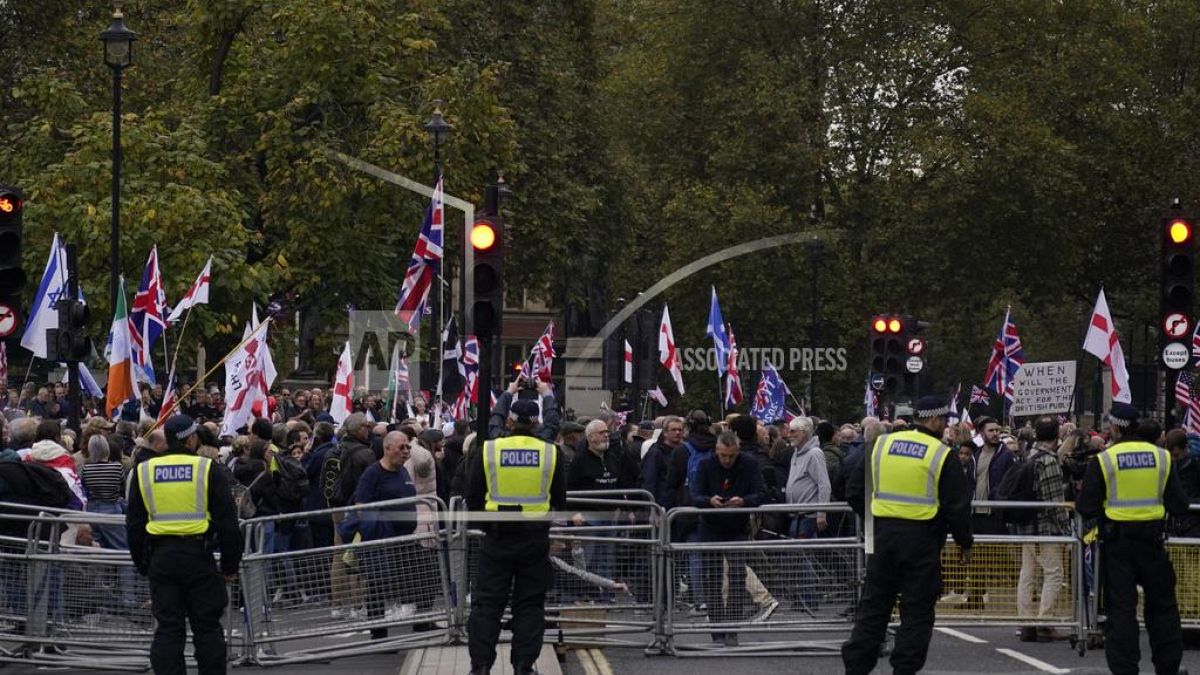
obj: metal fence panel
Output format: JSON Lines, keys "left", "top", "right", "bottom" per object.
{"left": 238, "top": 496, "right": 452, "bottom": 665}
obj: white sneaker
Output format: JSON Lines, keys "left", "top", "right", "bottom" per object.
{"left": 940, "top": 592, "right": 968, "bottom": 605}
{"left": 350, "top": 607, "right": 366, "bottom": 620}
{"left": 751, "top": 600, "right": 780, "bottom": 623}
{"left": 400, "top": 603, "right": 417, "bottom": 619}
{"left": 331, "top": 607, "right": 348, "bottom": 619}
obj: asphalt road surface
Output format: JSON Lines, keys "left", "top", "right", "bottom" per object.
{"left": 4, "top": 626, "right": 1199, "bottom": 674}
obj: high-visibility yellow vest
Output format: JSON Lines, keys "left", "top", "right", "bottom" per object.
{"left": 1097, "top": 441, "right": 1170, "bottom": 522}
{"left": 870, "top": 430, "right": 949, "bottom": 521}
{"left": 483, "top": 435, "right": 557, "bottom": 517}
{"left": 138, "top": 454, "right": 212, "bottom": 535}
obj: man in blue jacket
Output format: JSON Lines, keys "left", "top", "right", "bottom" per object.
{"left": 691, "top": 431, "right": 767, "bottom": 647}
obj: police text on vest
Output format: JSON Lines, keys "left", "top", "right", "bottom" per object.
{"left": 500, "top": 449, "right": 540, "bottom": 467}
{"left": 888, "top": 441, "right": 928, "bottom": 459}
{"left": 1116, "top": 452, "right": 1157, "bottom": 470}
{"left": 154, "top": 465, "right": 194, "bottom": 482}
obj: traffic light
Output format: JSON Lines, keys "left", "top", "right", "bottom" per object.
{"left": 470, "top": 214, "right": 503, "bottom": 339}
{"left": 1161, "top": 210, "right": 1195, "bottom": 351}
{"left": 869, "top": 314, "right": 905, "bottom": 393}
{"left": 55, "top": 298, "right": 90, "bottom": 361}
{"left": 899, "top": 314, "right": 930, "bottom": 396}
{"left": 602, "top": 324, "right": 624, "bottom": 391}
{"left": 0, "top": 185, "right": 25, "bottom": 340}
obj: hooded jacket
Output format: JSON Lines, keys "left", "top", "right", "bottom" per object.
{"left": 25, "top": 440, "right": 85, "bottom": 508}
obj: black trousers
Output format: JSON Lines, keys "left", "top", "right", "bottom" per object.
{"left": 1102, "top": 529, "right": 1183, "bottom": 675}
{"left": 842, "top": 520, "right": 942, "bottom": 675}
{"left": 467, "top": 530, "right": 551, "bottom": 669}
{"left": 147, "top": 539, "right": 229, "bottom": 675}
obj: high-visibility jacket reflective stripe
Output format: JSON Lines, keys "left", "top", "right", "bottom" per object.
{"left": 870, "top": 430, "right": 948, "bottom": 521}
{"left": 138, "top": 455, "right": 212, "bottom": 535}
{"left": 483, "top": 436, "right": 556, "bottom": 516}
{"left": 1098, "top": 441, "right": 1169, "bottom": 522}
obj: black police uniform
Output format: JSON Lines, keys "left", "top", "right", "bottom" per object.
{"left": 841, "top": 420, "right": 973, "bottom": 675}
{"left": 465, "top": 401, "right": 566, "bottom": 675}
{"left": 1076, "top": 419, "right": 1190, "bottom": 675}
{"left": 126, "top": 417, "right": 243, "bottom": 675}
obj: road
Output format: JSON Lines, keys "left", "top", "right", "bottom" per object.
{"left": 4, "top": 627, "right": 1199, "bottom": 674}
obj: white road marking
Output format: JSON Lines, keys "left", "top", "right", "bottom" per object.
{"left": 995, "top": 647, "right": 1070, "bottom": 674}
{"left": 934, "top": 626, "right": 988, "bottom": 643}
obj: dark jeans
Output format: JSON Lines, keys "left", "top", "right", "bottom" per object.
{"left": 699, "top": 535, "right": 752, "bottom": 629}
{"left": 842, "top": 520, "right": 942, "bottom": 675}
{"left": 147, "top": 540, "right": 228, "bottom": 675}
{"left": 467, "top": 530, "right": 551, "bottom": 669}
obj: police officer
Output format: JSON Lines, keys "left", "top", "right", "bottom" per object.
{"left": 842, "top": 396, "right": 973, "bottom": 675}
{"left": 126, "top": 415, "right": 243, "bottom": 675}
{"left": 1076, "top": 402, "right": 1190, "bottom": 675}
{"left": 466, "top": 399, "right": 566, "bottom": 675}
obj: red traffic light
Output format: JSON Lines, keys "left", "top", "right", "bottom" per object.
{"left": 871, "top": 315, "right": 905, "bottom": 333}
{"left": 471, "top": 221, "right": 497, "bottom": 251}
{"left": 1168, "top": 218, "right": 1193, "bottom": 245}
{"left": 0, "top": 192, "right": 21, "bottom": 218}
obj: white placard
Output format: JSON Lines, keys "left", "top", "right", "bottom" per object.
{"left": 1009, "top": 360, "right": 1077, "bottom": 417}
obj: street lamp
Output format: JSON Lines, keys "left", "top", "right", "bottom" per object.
{"left": 422, "top": 100, "right": 454, "bottom": 393}
{"left": 100, "top": 0, "right": 135, "bottom": 314}
{"left": 423, "top": 99, "right": 453, "bottom": 181}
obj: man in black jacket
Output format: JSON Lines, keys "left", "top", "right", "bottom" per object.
{"left": 690, "top": 431, "right": 766, "bottom": 647}
{"left": 641, "top": 416, "right": 684, "bottom": 508}
{"left": 666, "top": 410, "right": 717, "bottom": 607}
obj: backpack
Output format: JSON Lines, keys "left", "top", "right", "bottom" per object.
{"left": 996, "top": 451, "right": 1043, "bottom": 525}
{"left": 684, "top": 441, "right": 709, "bottom": 489}
{"left": 330, "top": 445, "right": 370, "bottom": 507}
{"left": 274, "top": 454, "right": 310, "bottom": 510}
{"left": 231, "top": 471, "right": 267, "bottom": 520}
{"left": 320, "top": 447, "right": 343, "bottom": 506}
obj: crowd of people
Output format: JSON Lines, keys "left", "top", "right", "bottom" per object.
{"left": 1, "top": 374, "right": 1199, "bottom": 650}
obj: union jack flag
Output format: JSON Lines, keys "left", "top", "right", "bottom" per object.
{"left": 750, "top": 360, "right": 787, "bottom": 423}
{"left": 983, "top": 308, "right": 1024, "bottom": 407}
{"left": 1176, "top": 371, "right": 1194, "bottom": 409}
{"left": 969, "top": 385, "right": 990, "bottom": 405}
{"left": 394, "top": 178, "right": 444, "bottom": 331}
{"left": 129, "top": 247, "right": 167, "bottom": 383}
{"left": 725, "top": 323, "right": 744, "bottom": 406}
{"left": 522, "top": 322, "right": 555, "bottom": 383}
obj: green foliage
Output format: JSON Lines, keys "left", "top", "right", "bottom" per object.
{"left": 5, "top": 0, "right": 1200, "bottom": 420}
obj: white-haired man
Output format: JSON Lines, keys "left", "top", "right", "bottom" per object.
{"left": 784, "top": 416, "right": 830, "bottom": 613}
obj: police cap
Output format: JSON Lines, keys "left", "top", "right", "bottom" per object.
{"left": 164, "top": 414, "right": 199, "bottom": 440}
{"left": 509, "top": 399, "right": 540, "bottom": 424}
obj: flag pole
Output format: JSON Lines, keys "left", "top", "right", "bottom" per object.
{"left": 143, "top": 318, "right": 271, "bottom": 438}
{"left": 717, "top": 374, "right": 725, "bottom": 418}
{"left": 168, "top": 307, "right": 194, "bottom": 384}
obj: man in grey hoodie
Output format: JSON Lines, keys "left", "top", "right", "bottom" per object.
{"left": 784, "top": 416, "right": 830, "bottom": 613}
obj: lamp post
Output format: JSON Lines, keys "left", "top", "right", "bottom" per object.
{"left": 422, "top": 100, "right": 453, "bottom": 397}
{"left": 101, "top": 1, "right": 135, "bottom": 314}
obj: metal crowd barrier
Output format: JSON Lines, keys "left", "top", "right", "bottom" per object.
{"left": 661, "top": 502, "right": 863, "bottom": 657}
{"left": 933, "top": 501, "right": 1085, "bottom": 638}
{"left": 0, "top": 503, "right": 237, "bottom": 671}
{"left": 3, "top": 494, "right": 1200, "bottom": 667}
{"left": 237, "top": 495, "right": 452, "bottom": 665}
{"left": 450, "top": 489, "right": 664, "bottom": 651}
